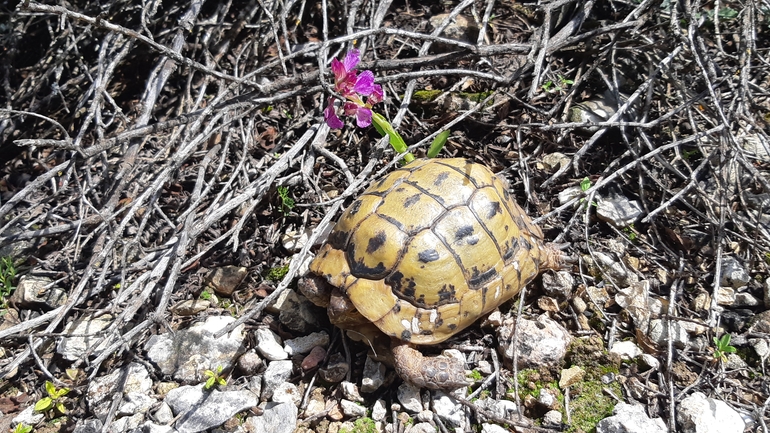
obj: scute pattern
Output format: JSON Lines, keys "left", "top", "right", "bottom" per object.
{"left": 309, "top": 158, "right": 550, "bottom": 344}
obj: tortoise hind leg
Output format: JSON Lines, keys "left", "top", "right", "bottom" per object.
{"left": 391, "top": 342, "right": 470, "bottom": 390}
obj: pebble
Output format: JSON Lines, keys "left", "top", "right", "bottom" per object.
{"left": 237, "top": 351, "right": 262, "bottom": 376}
{"left": 340, "top": 399, "right": 367, "bottom": 418}
{"left": 596, "top": 403, "right": 666, "bottom": 433}
{"left": 361, "top": 356, "right": 386, "bottom": 393}
{"left": 559, "top": 366, "right": 585, "bottom": 388}
{"left": 341, "top": 381, "right": 364, "bottom": 403}
{"left": 319, "top": 354, "right": 349, "bottom": 383}
{"left": 648, "top": 319, "right": 689, "bottom": 348}
{"left": 481, "top": 424, "right": 508, "bottom": 433}
{"left": 284, "top": 331, "right": 329, "bottom": 355}
{"left": 498, "top": 314, "right": 572, "bottom": 368}
{"left": 372, "top": 399, "right": 388, "bottom": 421}
{"left": 153, "top": 402, "right": 174, "bottom": 425}
{"left": 543, "top": 410, "right": 562, "bottom": 426}
{"left": 432, "top": 391, "right": 466, "bottom": 429}
{"left": 256, "top": 328, "right": 289, "bottom": 361}
{"left": 610, "top": 341, "right": 643, "bottom": 360}
{"left": 246, "top": 402, "right": 298, "bottom": 433}
{"left": 677, "top": 392, "right": 745, "bottom": 433}
{"left": 301, "top": 346, "right": 327, "bottom": 371}
{"left": 397, "top": 382, "right": 423, "bottom": 413}
{"left": 720, "top": 257, "right": 750, "bottom": 289}
{"left": 262, "top": 360, "right": 294, "bottom": 400}
{"left": 272, "top": 382, "right": 301, "bottom": 405}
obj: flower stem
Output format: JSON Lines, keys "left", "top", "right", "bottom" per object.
{"left": 371, "top": 113, "right": 414, "bottom": 163}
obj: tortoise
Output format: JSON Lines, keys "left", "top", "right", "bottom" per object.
{"left": 299, "top": 158, "right": 568, "bottom": 390}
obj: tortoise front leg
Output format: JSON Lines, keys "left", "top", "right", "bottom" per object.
{"left": 391, "top": 341, "right": 470, "bottom": 390}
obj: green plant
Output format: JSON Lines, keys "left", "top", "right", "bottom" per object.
{"left": 34, "top": 381, "right": 70, "bottom": 416}
{"left": 0, "top": 256, "right": 18, "bottom": 307}
{"left": 266, "top": 264, "right": 290, "bottom": 282}
{"left": 13, "top": 423, "right": 33, "bottom": 433}
{"left": 468, "top": 369, "right": 483, "bottom": 381}
{"left": 203, "top": 366, "right": 227, "bottom": 390}
{"left": 542, "top": 75, "right": 574, "bottom": 94}
{"left": 340, "top": 417, "right": 377, "bottom": 433}
{"left": 199, "top": 289, "right": 213, "bottom": 300}
{"left": 713, "top": 333, "right": 737, "bottom": 363}
{"left": 623, "top": 224, "right": 638, "bottom": 242}
{"left": 277, "top": 186, "right": 295, "bottom": 215}
{"left": 579, "top": 177, "right": 597, "bottom": 208}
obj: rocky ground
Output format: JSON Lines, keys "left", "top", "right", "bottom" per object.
{"left": 0, "top": 0, "right": 769, "bottom": 432}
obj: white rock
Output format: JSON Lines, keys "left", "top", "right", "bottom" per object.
{"left": 371, "top": 399, "right": 388, "bottom": 421}
{"left": 648, "top": 319, "right": 689, "bottom": 349}
{"left": 597, "top": 196, "right": 643, "bottom": 228}
{"left": 87, "top": 363, "right": 153, "bottom": 421}
{"left": 677, "top": 392, "right": 745, "bottom": 433}
{"left": 12, "top": 406, "right": 44, "bottom": 427}
{"left": 397, "top": 382, "right": 423, "bottom": 413}
{"left": 154, "top": 402, "right": 174, "bottom": 425}
{"left": 284, "top": 331, "right": 329, "bottom": 355}
{"left": 733, "top": 292, "right": 760, "bottom": 307}
{"left": 610, "top": 341, "right": 643, "bottom": 360}
{"left": 498, "top": 314, "right": 572, "bottom": 368}
{"left": 144, "top": 316, "right": 247, "bottom": 383}
{"left": 432, "top": 391, "right": 466, "bottom": 430}
{"left": 165, "top": 385, "right": 258, "bottom": 433}
{"left": 720, "top": 257, "right": 750, "bottom": 289}
{"left": 717, "top": 287, "right": 736, "bottom": 305}
{"left": 246, "top": 402, "right": 298, "bottom": 433}
{"left": 142, "top": 421, "right": 175, "bottom": 433}
{"left": 117, "top": 392, "right": 155, "bottom": 416}
{"left": 361, "top": 356, "right": 386, "bottom": 393}
{"left": 482, "top": 424, "right": 508, "bottom": 433}
{"left": 57, "top": 314, "right": 114, "bottom": 361}
{"left": 340, "top": 399, "right": 367, "bottom": 418}
{"left": 271, "top": 382, "right": 301, "bottom": 405}
{"left": 341, "top": 381, "right": 364, "bottom": 403}
{"left": 639, "top": 354, "right": 660, "bottom": 371}
{"left": 406, "top": 423, "right": 436, "bottom": 433}
{"left": 596, "top": 403, "right": 666, "bottom": 433}
{"left": 108, "top": 413, "right": 144, "bottom": 433}
{"left": 256, "top": 328, "right": 288, "bottom": 361}
{"left": 262, "top": 360, "right": 294, "bottom": 400}
{"left": 543, "top": 410, "right": 562, "bottom": 425}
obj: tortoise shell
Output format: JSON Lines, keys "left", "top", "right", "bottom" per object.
{"left": 309, "top": 158, "right": 552, "bottom": 345}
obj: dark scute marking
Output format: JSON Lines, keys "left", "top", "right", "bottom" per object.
{"left": 455, "top": 225, "right": 475, "bottom": 242}
{"left": 328, "top": 230, "right": 349, "bottom": 250}
{"left": 520, "top": 236, "right": 532, "bottom": 251}
{"left": 348, "top": 199, "right": 363, "bottom": 215}
{"left": 447, "top": 323, "right": 457, "bottom": 330}
{"left": 469, "top": 267, "right": 498, "bottom": 287}
{"left": 437, "top": 285, "right": 458, "bottom": 303}
{"left": 434, "top": 172, "right": 450, "bottom": 186}
{"left": 467, "top": 235, "right": 479, "bottom": 246}
{"left": 386, "top": 271, "right": 417, "bottom": 300}
{"left": 487, "top": 201, "right": 502, "bottom": 220}
{"left": 435, "top": 315, "right": 444, "bottom": 327}
{"left": 502, "top": 242, "right": 515, "bottom": 261}
{"left": 401, "top": 330, "right": 412, "bottom": 341}
{"left": 393, "top": 303, "right": 401, "bottom": 313}
{"left": 366, "top": 231, "right": 387, "bottom": 254}
{"left": 347, "top": 242, "right": 387, "bottom": 278}
{"left": 418, "top": 249, "right": 440, "bottom": 263}
{"left": 420, "top": 330, "right": 433, "bottom": 335}
{"left": 404, "top": 193, "right": 421, "bottom": 208}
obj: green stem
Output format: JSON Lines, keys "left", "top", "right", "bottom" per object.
{"left": 371, "top": 113, "right": 414, "bottom": 163}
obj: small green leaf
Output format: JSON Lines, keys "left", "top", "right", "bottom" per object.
{"left": 53, "top": 387, "right": 69, "bottom": 399}
{"left": 580, "top": 177, "right": 592, "bottom": 192}
{"left": 34, "top": 397, "right": 53, "bottom": 412}
{"left": 205, "top": 377, "right": 216, "bottom": 390}
{"left": 427, "top": 130, "right": 450, "bottom": 158}
{"left": 45, "top": 381, "right": 55, "bottom": 397}
{"left": 55, "top": 402, "right": 67, "bottom": 414}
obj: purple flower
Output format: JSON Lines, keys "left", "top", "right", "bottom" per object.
{"left": 325, "top": 49, "right": 383, "bottom": 129}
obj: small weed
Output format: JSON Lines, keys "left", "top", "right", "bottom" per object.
{"left": 340, "top": 417, "right": 377, "bottom": 433}
{"left": 277, "top": 186, "right": 295, "bottom": 216}
{"left": 266, "top": 264, "right": 290, "bottom": 282}
{"left": 13, "top": 423, "right": 33, "bottom": 433}
{"left": 203, "top": 366, "right": 227, "bottom": 390}
{"left": 0, "top": 256, "right": 18, "bottom": 307}
{"left": 468, "top": 369, "right": 483, "bottom": 381}
{"left": 542, "top": 75, "right": 574, "bottom": 94}
{"left": 199, "top": 289, "right": 213, "bottom": 300}
{"left": 713, "top": 333, "right": 737, "bottom": 363}
{"left": 34, "top": 381, "right": 70, "bottom": 417}
{"left": 623, "top": 224, "right": 638, "bottom": 242}
{"left": 579, "top": 177, "right": 597, "bottom": 208}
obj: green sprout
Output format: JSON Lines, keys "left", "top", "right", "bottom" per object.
{"left": 266, "top": 264, "right": 290, "bottom": 282}
{"left": 579, "top": 177, "right": 597, "bottom": 208}
{"left": 204, "top": 366, "right": 227, "bottom": 390}
{"left": 0, "top": 256, "right": 18, "bottom": 308}
{"left": 13, "top": 423, "right": 33, "bottom": 433}
{"left": 468, "top": 369, "right": 483, "bottom": 381}
{"left": 427, "top": 129, "right": 450, "bottom": 158}
{"left": 713, "top": 334, "right": 737, "bottom": 363}
{"left": 277, "top": 186, "right": 295, "bottom": 216}
{"left": 542, "top": 75, "right": 574, "bottom": 94}
{"left": 199, "top": 289, "right": 213, "bottom": 300}
{"left": 34, "top": 381, "right": 70, "bottom": 416}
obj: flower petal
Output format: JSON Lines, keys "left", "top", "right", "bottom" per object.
{"left": 324, "top": 98, "right": 344, "bottom": 129}
{"left": 355, "top": 107, "right": 373, "bottom": 128}
{"left": 353, "top": 70, "right": 375, "bottom": 96}
{"left": 368, "top": 84, "right": 384, "bottom": 105}
{"left": 331, "top": 58, "right": 346, "bottom": 84}
{"left": 343, "top": 49, "right": 360, "bottom": 72}
{"left": 343, "top": 102, "right": 359, "bottom": 116}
